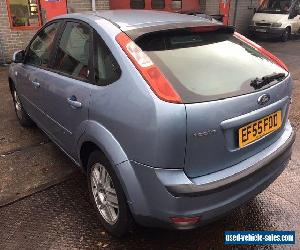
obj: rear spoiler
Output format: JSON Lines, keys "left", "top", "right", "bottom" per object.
{"left": 125, "top": 22, "right": 236, "bottom": 41}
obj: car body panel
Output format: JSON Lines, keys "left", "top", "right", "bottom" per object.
{"left": 77, "top": 120, "right": 129, "bottom": 166}
{"left": 35, "top": 69, "right": 91, "bottom": 158}
{"left": 88, "top": 10, "right": 210, "bottom": 31}
{"left": 184, "top": 76, "right": 292, "bottom": 177}
{"left": 115, "top": 122, "right": 293, "bottom": 227}
{"left": 13, "top": 64, "right": 44, "bottom": 123}
{"left": 88, "top": 71, "right": 187, "bottom": 169}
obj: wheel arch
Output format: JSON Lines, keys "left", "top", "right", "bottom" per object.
{"left": 77, "top": 120, "right": 129, "bottom": 172}
{"left": 78, "top": 122, "right": 135, "bottom": 214}
{"left": 80, "top": 141, "right": 105, "bottom": 172}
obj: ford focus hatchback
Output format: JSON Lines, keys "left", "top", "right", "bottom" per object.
{"left": 8, "top": 10, "right": 295, "bottom": 236}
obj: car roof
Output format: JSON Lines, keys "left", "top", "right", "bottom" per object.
{"left": 90, "top": 10, "right": 212, "bottom": 30}
{"left": 55, "top": 10, "right": 223, "bottom": 40}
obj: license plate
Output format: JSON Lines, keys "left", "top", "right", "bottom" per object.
{"left": 238, "top": 111, "right": 282, "bottom": 148}
{"left": 256, "top": 28, "right": 267, "bottom": 33}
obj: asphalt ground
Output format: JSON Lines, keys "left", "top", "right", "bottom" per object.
{"left": 0, "top": 37, "right": 299, "bottom": 249}
{"left": 0, "top": 66, "right": 77, "bottom": 206}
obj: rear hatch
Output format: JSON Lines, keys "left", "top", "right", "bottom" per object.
{"left": 136, "top": 27, "right": 291, "bottom": 178}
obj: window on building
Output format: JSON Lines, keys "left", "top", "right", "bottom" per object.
{"left": 130, "top": 0, "right": 145, "bottom": 9}
{"left": 152, "top": 0, "right": 165, "bottom": 9}
{"left": 93, "top": 33, "right": 121, "bottom": 86}
{"left": 26, "top": 22, "right": 60, "bottom": 67}
{"left": 53, "top": 22, "right": 91, "bottom": 80}
{"left": 171, "top": 0, "right": 182, "bottom": 10}
{"left": 6, "top": 0, "right": 41, "bottom": 29}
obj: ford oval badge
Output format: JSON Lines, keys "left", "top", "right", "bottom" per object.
{"left": 258, "top": 94, "right": 270, "bottom": 105}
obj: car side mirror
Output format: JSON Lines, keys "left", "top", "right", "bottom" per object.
{"left": 12, "top": 50, "right": 25, "bottom": 63}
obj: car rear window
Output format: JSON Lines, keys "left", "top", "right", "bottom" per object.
{"left": 136, "top": 29, "right": 287, "bottom": 103}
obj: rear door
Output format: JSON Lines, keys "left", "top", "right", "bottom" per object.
{"left": 138, "top": 29, "right": 291, "bottom": 178}
{"left": 37, "top": 21, "right": 92, "bottom": 157}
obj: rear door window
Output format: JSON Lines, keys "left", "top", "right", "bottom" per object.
{"left": 52, "top": 21, "right": 91, "bottom": 80}
{"left": 136, "top": 30, "right": 287, "bottom": 103}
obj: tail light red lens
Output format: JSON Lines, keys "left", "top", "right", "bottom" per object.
{"left": 116, "top": 32, "right": 182, "bottom": 104}
{"left": 234, "top": 32, "right": 288, "bottom": 71}
{"left": 170, "top": 216, "right": 200, "bottom": 227}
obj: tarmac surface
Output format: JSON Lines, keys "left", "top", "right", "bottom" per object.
{"left": 0, "top": 37, "right": 299, "bottom": 249}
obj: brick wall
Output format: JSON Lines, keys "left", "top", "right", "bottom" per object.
{"left": 96, "top": 0, "right": 109, "bottom": 10}
{"left": 0, "top": 0, "right": 36, "bottom": 63}
{"left": 66, "top": 0, "right": 109, "bottom": 13}
{"left": 0, "top": 0, "right": 109, "bottom": 63}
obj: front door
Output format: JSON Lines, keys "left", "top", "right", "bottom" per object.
{"left": 38, "top": 21, "right": 92, "bottom": 157}
{"left": 17, "top": 21, "right": 61, "bottom": 123}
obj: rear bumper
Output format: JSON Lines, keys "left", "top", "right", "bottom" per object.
{"left": 249, "top": 25, "right": 285, "bottom": 37}
{"left": 165, "top": 125, "right": 295, "bottom": 197}
{"left": 115, "top": 122, "right": 295, "bottom": 229}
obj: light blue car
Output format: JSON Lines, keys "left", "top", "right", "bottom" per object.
{"left": 8, "top": 10, "right": 295, "bottom": 236}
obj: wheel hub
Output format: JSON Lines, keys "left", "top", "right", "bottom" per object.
{"left": 91, "top": 163, "right": 119, "bottom": 225}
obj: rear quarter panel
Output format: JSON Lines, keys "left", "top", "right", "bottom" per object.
{"left": 78, "top": 17, "right": 187, "bottom": 169}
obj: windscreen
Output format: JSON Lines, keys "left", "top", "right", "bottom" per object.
{"left": 136, "top": 30, "right": 287, "bottom": 103}
{"left": 257, "top": 0, "right": 292, "bottom": 14}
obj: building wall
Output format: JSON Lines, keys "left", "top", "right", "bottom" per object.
{"left": 202, "top": 0, "right": 259, "bottom": 33}
{"left": 0, "top": 0, "right": 37, "bottom": 63}
{"left": 67, "top": 0, "right": 109, "bottom": 13}
{"left": 204, "top": 0, "right": 220, "bottom": 15}
{"left": 231, "top": 0, "right": 258, "bottom": 33}
{"left": 0, "top": 0, "right": 109, "bottom": 63}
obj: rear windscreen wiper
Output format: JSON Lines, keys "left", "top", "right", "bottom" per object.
{"left": 250, "top": 73, "right": 286, "bottom": 90}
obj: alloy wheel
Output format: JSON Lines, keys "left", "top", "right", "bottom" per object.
{"left": 91, "top": 163, "right": 119, "bottom": 225}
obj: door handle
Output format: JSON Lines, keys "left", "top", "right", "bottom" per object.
{"left": 67, "top": 96, "right": 82, "bottom": 109}
{"left": 32, "top": 80, "right": 40, "bottom": 88}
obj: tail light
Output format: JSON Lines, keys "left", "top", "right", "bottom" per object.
{"left": 234, "top": 32, "right": 288, "bottom": 71}
{"left": 116, "top": 32, "right": 182, "bottom": 104}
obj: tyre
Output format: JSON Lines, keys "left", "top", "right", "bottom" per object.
{"left": 281, "top": 28, "right": 290, "bottom": 42}
{"left": 12, "top": 88, "right": 34, "bottom": 127}
{"left": 87, "top": 150, "right": 133, "bottom": 237}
